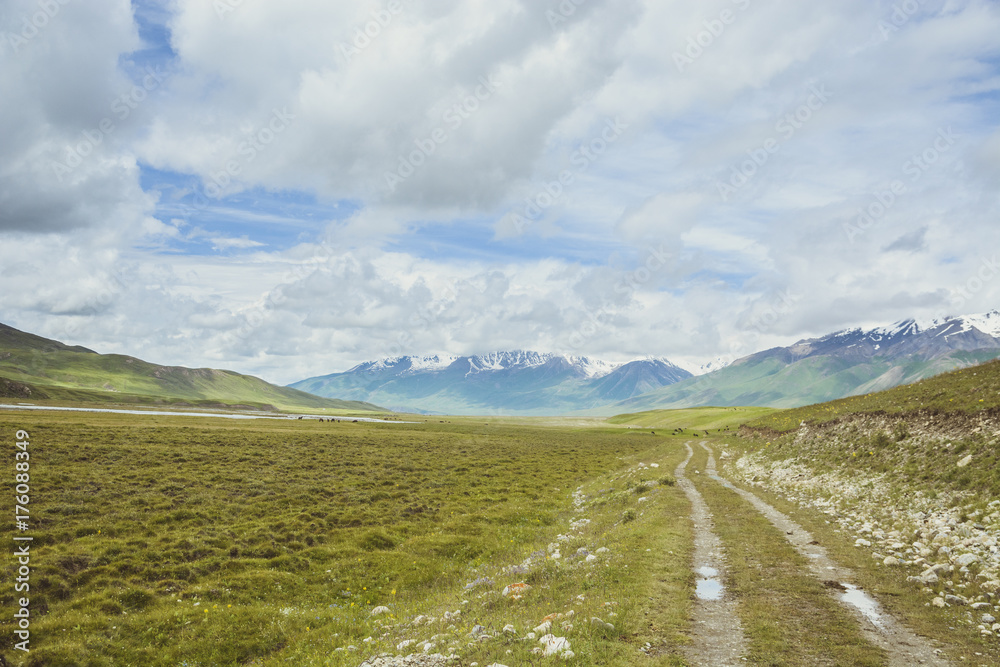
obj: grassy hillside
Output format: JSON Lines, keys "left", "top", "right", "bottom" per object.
{"left": 745, "top": 357, "right": 1000, "bottom": 433}
{"left": 0, "top": 323, "right": 381, "bottom": 414}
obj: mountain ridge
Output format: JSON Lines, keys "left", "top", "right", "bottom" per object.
{"left": 611, "top": 310, "right": 1000, "bottom": 413}
{"left": 290, "top": 351, "right": 692, "bottom": 415}
{"left": 291, "top": 310, "right": 1000, "bottom": 415}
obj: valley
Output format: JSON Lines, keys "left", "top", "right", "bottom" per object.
{"left": 5, "top": 322, "right": 1000, "bottom": 665}
{"left": 4, "top": 359, "right": 1000, "bottom": 665}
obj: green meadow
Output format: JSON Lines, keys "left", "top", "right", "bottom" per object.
{"left": 0, "top": 412, "right": 694, "bottom": 666}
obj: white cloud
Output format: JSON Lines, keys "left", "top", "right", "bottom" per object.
{"left": 1, "top": 0, "right": 999, "bottom": 387}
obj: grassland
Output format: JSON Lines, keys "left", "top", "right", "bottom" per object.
{"left": 607, "top": 406, "right": 776, "bottom": 431}
{"left": 0, "top": 410, "right": 695, "bottom": 666}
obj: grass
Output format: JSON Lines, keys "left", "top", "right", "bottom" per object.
{"left": 746, "top": 358, "right": 1000, "bottom": 433}
{"left": 0, "top": 412, "right": 695, "bottom": 666}
{"left": 607, "top": 406, "right": 776, "bottom": 431}
{"left": 686, "top": 444, "right": 888, "bottom": 666}
{"left": 712, "top": 467, "right": 1000, "bottom": 664}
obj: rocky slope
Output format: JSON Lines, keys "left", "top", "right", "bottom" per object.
{"left": 725, "top": 410, "right": 1000, "bottom": 637}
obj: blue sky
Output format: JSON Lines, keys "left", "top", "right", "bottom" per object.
{"left": 1, "top": 0, "right": 999, "bottom": 384}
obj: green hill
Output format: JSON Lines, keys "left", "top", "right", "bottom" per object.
{"left": 744, "top": 357, "right": 1000, "bottom": 433}
{"left": 0, "top": 323, "right": 383, "bottom": 414}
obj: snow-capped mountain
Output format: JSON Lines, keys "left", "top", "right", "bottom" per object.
{"left": 612, "top": 310, "right": 1000, "bottom": 413}
{"left": 290, "top": 351, "right": 691, "bottom": 415}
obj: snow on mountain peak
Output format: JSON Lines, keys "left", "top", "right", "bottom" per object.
{"left": 961, "top": 310, "right": 1000, "bottom": 338}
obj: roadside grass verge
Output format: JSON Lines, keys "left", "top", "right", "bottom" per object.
{"left": 717, "top": 432, "right": 1000, "bottom": 665}
{"left": 0, "top": 415, "right": 695, "bottom": 666}
{"left": 711, "top": 468, "right": 1000, "bottom": 665}
{"left": 687, "top": 444, "right": 887, "bottom": 666}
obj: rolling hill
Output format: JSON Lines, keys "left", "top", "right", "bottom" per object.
{"left": 0, "top": 322, "right": 382, "bottom": 413}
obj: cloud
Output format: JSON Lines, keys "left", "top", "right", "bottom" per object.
{"left": 1, "top": 0, "right": 999, "bottom": 386}
{"left": 210, "top": 236, "right": 266, "bottom": 251}
{"left": 882, "top": 227, "right": 928, "bottom": 253}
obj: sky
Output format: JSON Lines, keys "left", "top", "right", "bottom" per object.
{"left": 1, "top": 0, "right": 999, "bottom": 385}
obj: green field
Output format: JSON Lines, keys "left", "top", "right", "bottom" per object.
{"left": 607, "top": 406, "right": 776, "bottom": 431}
{"left": 6, "top": 357, "right": 1000, "bottom": 666}
{"left": 0, "top": 410, "right": 696, "bottom": 666}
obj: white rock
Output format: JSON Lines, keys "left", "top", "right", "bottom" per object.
{"left": 954, "top": 553, "right": 979, "bottom": 567}
{"left": 533, "top": 621, "right": 551, "bottom": 634}
{"left": 370, "top": 606, "right": 391, "bottom": 616}
{"left": 539, "top": 634, "right": 572, "bottom": 657}
{"left": 957, "top": 454, "right": 973, "bottom": 468}
{"left": 883, "top": 556, "right": 899, "bottom": 566}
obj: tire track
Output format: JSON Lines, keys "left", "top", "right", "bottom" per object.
{"left": 700, "top": 442, "right": 950, "bottom": 666}
{"left": 675, "top": 443, "right": 747, "bottom": 666}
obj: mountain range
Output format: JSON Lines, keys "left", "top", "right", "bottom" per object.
{"left": 289, "top": 351, "right": 693, "bottom": 415}
{"left": 291, "top": 311, "right": 1000, "bottom": 415}
{"left": 0, "top": 323, "right": 381, "bottom": 413}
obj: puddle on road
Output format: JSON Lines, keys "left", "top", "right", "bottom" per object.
{"left": 840, "top": 583, "right": 884, "bottom": 628}
{"left": 695, "top": 566, "right": 724, "bottom": 601}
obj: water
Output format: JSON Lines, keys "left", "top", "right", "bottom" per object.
{"left": 0, "top": 404, "right": 414, "bottom": 424}
{"left": 695, "top": 566, "right": 724, "bottom": 601}
{"left": 840, "top": 583, "right": 885, "bottom": 628}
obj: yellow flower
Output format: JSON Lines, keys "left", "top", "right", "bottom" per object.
{"left": 391, "top": 589, "right": 396, "bottom": 596}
